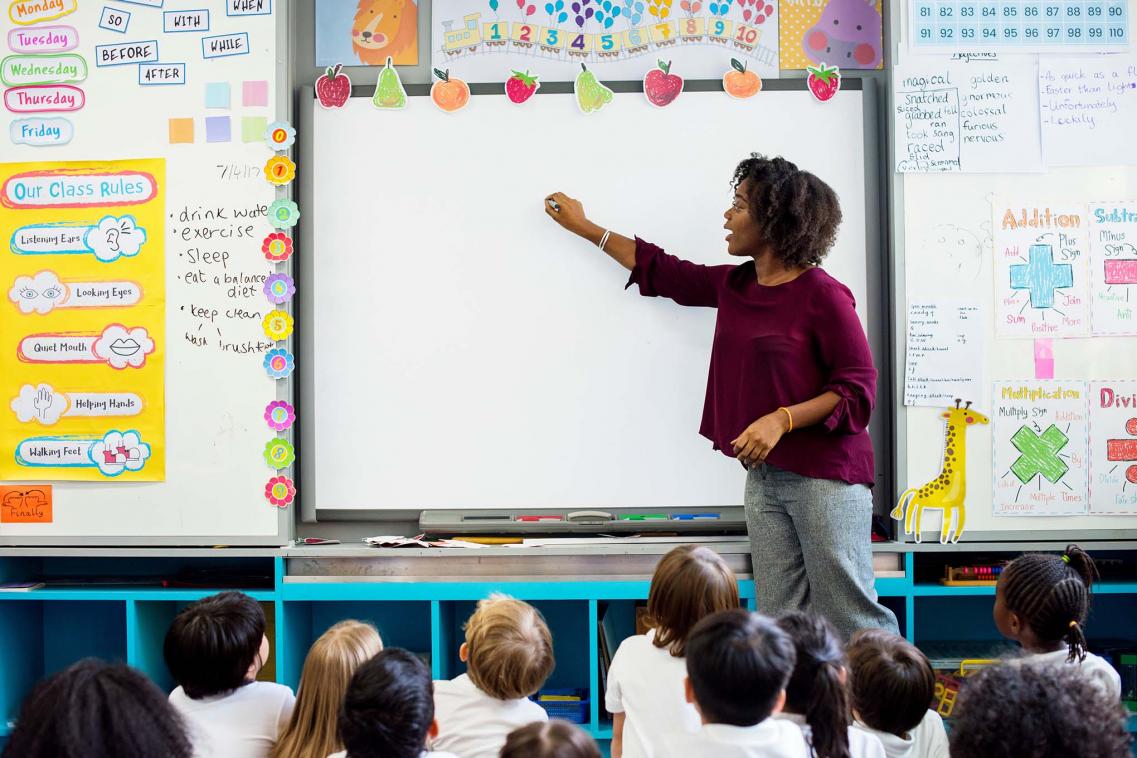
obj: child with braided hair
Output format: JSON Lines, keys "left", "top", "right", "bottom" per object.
{"left": 993, "top": 544, "right": 1121, "bottom": 700}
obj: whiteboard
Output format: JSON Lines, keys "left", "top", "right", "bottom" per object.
{"left": 898, "top": 169, "right": 1137, "bottom": 538}
{"left": 0, "top": 5, "right": 290, "bottom": 544}
{"left": 303, "top": 88, "right": 872, "bottom": 511}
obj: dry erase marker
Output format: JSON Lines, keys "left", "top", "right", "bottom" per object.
{"left": 619, "top": 514, "right": 668, "bottom": 521}
{"left": 547, "top": 198, "right": 560, "bottom": 212}
{"left": 670, "top": 513, "right": 721, "bottom": 521}
{"left": 516, "top": 515, "right": 564, "bottom": 522}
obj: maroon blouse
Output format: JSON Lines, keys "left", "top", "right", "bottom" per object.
{"left": 626, "top": 238, "right": 876, "bottom": 486}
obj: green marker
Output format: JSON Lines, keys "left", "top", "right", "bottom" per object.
{"left": 619, "top": 514, "right": 668, "bottom": 521}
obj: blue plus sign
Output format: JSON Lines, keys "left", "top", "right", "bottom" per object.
{"left": 1009, "top": 244, "right": 1073, "bottom": 309}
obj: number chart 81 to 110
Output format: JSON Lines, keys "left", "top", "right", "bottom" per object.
{"left": 909, "top": 0, "right": 1129, "bottom": 50}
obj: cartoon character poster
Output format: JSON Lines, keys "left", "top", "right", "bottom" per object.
{"left": 315, "top": 0, "right": 420, "bottom": 67}
{"left": 779, "top": 0, "right": 882, "bottom": 70}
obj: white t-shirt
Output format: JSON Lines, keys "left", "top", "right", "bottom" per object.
{"left": 774, "top": 713, "right": 887, "bottom": 758}
{"left": 169, "top": 681, "right": 295, "bottom": 758}
{"left": 1017, "top": 649, "right": 1122, "bottom": 700}
{"left": 605, "top": 629, "right": 702, "bottom": 758}
{"left": 662, "top": 719, "right": 811, "bottom": 758}
{"left": 852, "top": 711, "right": 949, "bottom": 758}
{"left": 432, "top": 673, "right": 548, "bottom": 758}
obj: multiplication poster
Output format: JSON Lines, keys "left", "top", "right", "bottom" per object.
{"left": 992, "top": 379, "right": 1088, "bottom": 515}
{"left": 1, "top": 159, "right": 165, "bottom": 481}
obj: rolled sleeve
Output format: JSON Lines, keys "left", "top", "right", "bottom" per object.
{"left": 625, "top": 237, "right": 726, "bottom": 308}
{"left": 816, "top": 285, "right": 877, "bottom": 435}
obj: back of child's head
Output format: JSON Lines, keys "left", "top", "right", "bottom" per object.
{"left": 646, "top": 544, "right": 740, "bottom": 657}
{"left": 997, "top": 544, "right": 1097, "bottom": 661}
{"left": 847, "top": 629, "right": 935, "bottom": 737}
{"left": 163, "top": 590, "right": 266, "bottom": 699}
{"left": 271, "top": 620, "right": 383, "bottom": 758}
{"left": 776, "top": 611, "right": 852, "bottom": 758}
{"left": 685, "top": 608, "right": 796, "bottom": 727}
{"left": 339, "top": 647, "right": 434, "bottom": 758}
{"left": 500, "top": 720, "right": 602, "bottom": 758}
{"left": 949, "top": 662, "right": 1131, "bottom": 758}
{"left": 464, "top": 593, "right": 554, "bottom": 700}
{"left": 2, "top": 658, "right": 192, "bottom": 758}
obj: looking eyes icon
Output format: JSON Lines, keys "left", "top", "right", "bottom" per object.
{"left": 18, "top": 286, "right": 63, "bottom": 300}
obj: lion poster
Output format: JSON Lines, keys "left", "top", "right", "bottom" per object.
{"left": 315, "top": 0, "right": 420, "bottom": 67}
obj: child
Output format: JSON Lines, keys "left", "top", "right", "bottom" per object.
{"left": 994, "top": 544, "right": 1122, "bottom": 699}
{"left": 949, "top": 662, "right": 1132, "bottom": 757}
{"left": 775, "top": 612, "right": 885, "bottom": 758}
{"left": 271, "top": 620, "right": 383, "bottom": 758}
{"left": 846, "top": 629, "right": 948, "bottom": 758}
{"left": 667, "top": 608, "right": 808, "bottom": 757}
{"left": 164, "top": 590, "right": 296, "bottom": 758}
{"left": 2, "top": 658, "right": 193, "bottom": 758}
{"left": 500, "top": 721, "right": 602, "bottom": 758}
{"left": 333, "top": 648, "right": 457, "bottom": 758}
{"left": 606, "top": 545, "right": 740, "bottom": 758}
{"left": 433, "top": 594, "right": 555, "bottom": 758}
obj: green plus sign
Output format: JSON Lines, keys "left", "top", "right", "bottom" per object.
{"left": 1010, "top": 424, "right": 1069, "bottom": 484}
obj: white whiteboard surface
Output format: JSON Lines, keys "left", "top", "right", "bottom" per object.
{"left": 900, "top": 169, "right": 1137, "bottom": 537}
{"left": 0, "top": 6, "right": 288, "bottom": 543}
{"left": 304, "top": 89, "right": 870, "bottom": 511}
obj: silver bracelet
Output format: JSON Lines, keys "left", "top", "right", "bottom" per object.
{"left": 598, "top": 230, "right": 612, "bottom": 252}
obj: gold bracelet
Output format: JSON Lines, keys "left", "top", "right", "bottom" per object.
{"left": 777, "top": 406, "right": 793, "bottom": 432}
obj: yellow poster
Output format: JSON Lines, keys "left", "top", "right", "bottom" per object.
{"left": 0, "top": 159, "right": 165, "bottom": 481}
{"left": 779, "top": 0, "right": 883, "bottom": 71}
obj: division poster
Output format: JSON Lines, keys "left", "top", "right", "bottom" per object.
{"left": 1090, "top": 381, "right": 1137, "bottom": 515}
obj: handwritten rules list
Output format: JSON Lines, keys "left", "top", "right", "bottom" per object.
{"left": 894, "top": 59, "right": 1043, "bottom": 173}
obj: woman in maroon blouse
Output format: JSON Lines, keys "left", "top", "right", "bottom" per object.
{"left": 545, "top": 154, "right": 897, "bottom": 639}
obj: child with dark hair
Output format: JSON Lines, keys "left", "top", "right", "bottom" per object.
{"left": 846, "top": 630, "right": 948, "bottom": 758}
{"left": 2, "top": 658, "right": 192, "bottom": 758}
{"left": 665, "top": 609, "right": 806, "bottom": 757}
{"left": 949, "top": 662, "right": 1132, "bottom": 758}
{"left": 994, "top": 544, "right": 1121, "bottom": 699}
{"left": 500, "top": 721, "right": 602, "bottom": 758}
{"left": 606, "top": 544, "right": 740, "bottom": 757}
{"left": 333, "top": 648, "right": 456, "bottom": 758}
{"left": 164, "top": 590, "right": 296, "bottom": 757}
{"left": 775, "top": 613, "right": 885, "bottom": 758}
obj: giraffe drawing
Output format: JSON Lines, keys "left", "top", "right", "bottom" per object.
{"left": 892, "top": 399, "right": 990, "bottom": 544}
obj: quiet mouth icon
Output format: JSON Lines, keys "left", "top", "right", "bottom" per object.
{"left": 109, "top": 338, "right": 141, "bottom": 357}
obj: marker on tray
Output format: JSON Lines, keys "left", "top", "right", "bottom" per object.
{"left": 670, "top": 513, "right": 721, "bottom": 521}
{"left": 516, "top": 515, "right": 564, "bottom": 522}
{"left": 619, "top": 514, "right": 668, "bottom": 521}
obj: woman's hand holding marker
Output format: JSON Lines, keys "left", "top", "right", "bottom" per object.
{"left": 544, "top": 192, "right": 589, "bottom": 235}
{"left": 544, "top": 191, "right": 637, "bottom": 270}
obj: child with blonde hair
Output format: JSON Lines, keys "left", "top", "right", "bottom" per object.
{"left": 606, "top": 544, "right": 740, "bottom": 758}
{"left": 433, "top": 594, "right": 555, "bottom": 758}
{"left": 271, "top": 620, "right": 383, "bottom": 758}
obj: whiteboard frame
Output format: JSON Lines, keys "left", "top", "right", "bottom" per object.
{"left": 296, "top": 77, "right": 890, "bottom": 523}
{"left": 0, "top": 5, "right": 294, "bottom": 548}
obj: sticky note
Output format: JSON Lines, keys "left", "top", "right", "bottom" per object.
{"left": 0, "top": 485, "right": 53, "bottom": 523}
{"left": 168, "top": 117, "right": 194, "bottom": 144}
{"left": 205, "top": 82, "right": 231, "bottom": 109}
{"left": 243, "top": 79, "right": 268, "bottom": 107}
{"left": 242, "top": 115, "right": 268, "bottom": 143}
{"left": 205, "top": 116, "right": 231, "bottom": 143}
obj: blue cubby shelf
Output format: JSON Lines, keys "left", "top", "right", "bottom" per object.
{"left": 1, "top": 550, "right": 1135, "bottom": 749}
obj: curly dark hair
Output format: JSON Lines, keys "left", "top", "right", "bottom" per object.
{"left": 731, "top": 154, "right": 842, "bottom": 268}
{"left": 2, "top": 658, "right": 193, "bottom": 758}
{"left": 949, "top": 662, "right": 1132, "bottom": 758}
{"left": 998, "top": 544, "right": 1097, "bottom": 662}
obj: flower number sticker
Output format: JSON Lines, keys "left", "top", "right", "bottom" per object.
{"left": 265, "top": 475, "right": 296, "bottom": 508}
{"left": 262, "top": 232, "right": 293, "bottom": 262}
{"left": 264, "top": 348, "right": 295, "bottom": 379}
{"left": 267, "top": 199, "right": 300, "bottom": 229}
{"left": 263, "top": 310, "right": 294, "bottom": 341}
{"left": 264, "top": 437, "right": 295, "bottom": 470}
{"left": 264, "top": 400, "right": 296, "bottom": 432}
{"left": 264, "top": 155, "right": 296, "bottom": 186}
{"left": 264, "top": 273, "right": 295, "bottom": 305}
{"left": 265, "top": 121, "right": 296, "bottom": 151}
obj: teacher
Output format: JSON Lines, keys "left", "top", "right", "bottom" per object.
{"left": 545, "top": 154, "right": 897, "bottom": 639}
